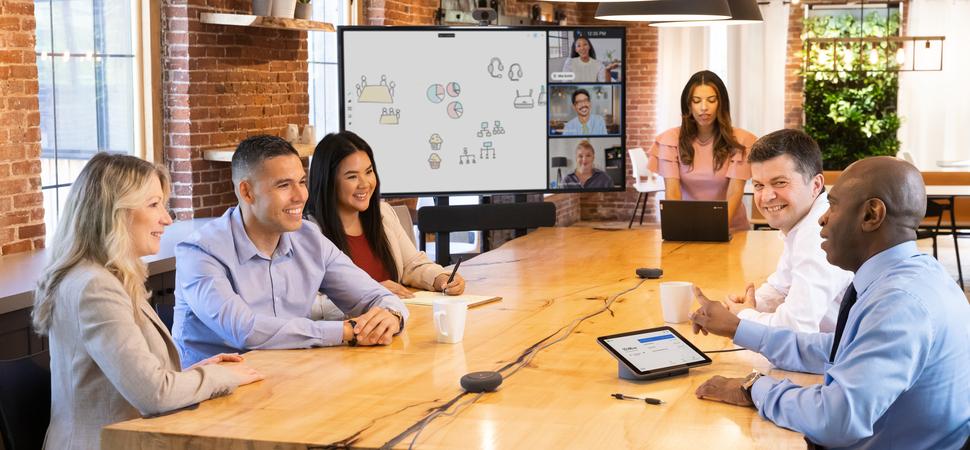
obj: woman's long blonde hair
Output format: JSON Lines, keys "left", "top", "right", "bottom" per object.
{"left": 32, "top": 153, "right": 170, "bottom": 335}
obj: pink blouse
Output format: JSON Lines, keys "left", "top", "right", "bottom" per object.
{"left": 647, "top": 126, "right": 758, "bottom": 232}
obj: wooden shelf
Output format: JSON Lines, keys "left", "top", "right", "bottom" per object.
{"left": 200, "top": 12, "right": 334, "bottom": 32}
{"left": 204, "top": 143, "right": 316, "bottom": 162}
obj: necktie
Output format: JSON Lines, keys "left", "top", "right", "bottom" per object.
{"left": 829, "top": 283, "right": 857, "bottom": 363}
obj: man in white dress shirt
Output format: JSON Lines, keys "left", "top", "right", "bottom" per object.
{"left": 723, "top": 129, "right": 853, "bottom": 332}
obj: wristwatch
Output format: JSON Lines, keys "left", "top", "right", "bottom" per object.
{"left": 386, "top": 308, "right": 404, "bottom": 333}
{"left": 741, "top": 370, "right": 764, "bottom": 397}
{"left": 346, "top": 319, "right": 358, "bottom": 347}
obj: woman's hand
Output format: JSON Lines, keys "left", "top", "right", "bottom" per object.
{"left": 187, "top": 352, "right": 243, "bottom": 370}
{"left": 187, "top": 353, "right": 263, "bottom": 387}
{"left": 433, "top": 273, "right": 466, "bottom": 295}
{"left": 380, "top": 280, "right": 415, "bottom": 298}
{"left": 223, "top": 363, "right": 264, "bottom": 387}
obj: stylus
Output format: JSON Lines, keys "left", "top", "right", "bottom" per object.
{"left": 611, "top": 393, "right": 664, "bottom": 405}
{"left": 443, "top": 257, "right": 463, "bottom": 293}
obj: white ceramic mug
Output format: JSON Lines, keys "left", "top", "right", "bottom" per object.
{"left": 433, "top": 300, "right": 467, "bottom": 344}
{"left": 301, "top": 124, "right": 315, "bottom": 145}
{"left": 284, "top": 123, "right": 300, "bottom": 143}
{"left": 659, "top": 281, "right": 694, "bottom": 324}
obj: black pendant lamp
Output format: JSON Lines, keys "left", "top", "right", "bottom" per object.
{"left": 650, "top": 0, "right": 763, "bottom": 26}
{"left": 595, "top": 0, "right": 732, "bottom": 23}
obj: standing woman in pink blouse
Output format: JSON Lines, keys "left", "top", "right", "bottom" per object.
{"left": 648, "top": 70, "right": 758, "bottom": 232}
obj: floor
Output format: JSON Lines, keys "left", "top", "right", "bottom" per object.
{"left": 578, "top": 220, "right": 970, "bottom": 299}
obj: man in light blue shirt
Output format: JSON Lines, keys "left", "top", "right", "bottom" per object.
{"left": 173, "top": 135, "right": 409, "bottom": 367}
{"left": 690, "top": 156, "right": 969, "bottom": 449}
{"left": 561, "top": 89, "right": 607, "bottom": 136}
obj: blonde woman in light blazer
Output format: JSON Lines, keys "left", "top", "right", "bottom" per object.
{"left": 32, "top": 153, "right": 262, "bottom": 450}
{"left": 306, "top": 131, "right": 465, "bottom": 299}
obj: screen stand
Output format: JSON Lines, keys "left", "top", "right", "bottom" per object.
{"left": 433, "top": 196, "right": 451, "bottom": 266}
{"left": 618, "top": 362, "right": 689, "bottom": 381}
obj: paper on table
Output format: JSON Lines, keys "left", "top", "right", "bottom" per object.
{"left": 403, "top": 290, "right": 501, "bottom": 308}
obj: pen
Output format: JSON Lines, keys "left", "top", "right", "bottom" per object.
{"left": 611, "top": 393, "right": 664, "bottom": 405}
{"left": 443, "top": 257, "right": 463, "bottom": 293}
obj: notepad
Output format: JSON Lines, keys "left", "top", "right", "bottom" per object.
{"left": 403, "top": 291, "right": 502, "bottom": 308}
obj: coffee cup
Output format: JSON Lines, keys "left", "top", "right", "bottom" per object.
{"left": 433, "top": 300, "right": 467, "bottom": 344}
{"left": 659, "top": 281, "right": 694, "bottom": 323}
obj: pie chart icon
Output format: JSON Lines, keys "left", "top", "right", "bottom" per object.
{"left": 446, "top": 82, "right": 461, "bottom": 97}
{"left": 447, "top": 101, "right": 463, "bottom": 119}
{"left": 427, "top": 84, "right": 445, "bottom": 104}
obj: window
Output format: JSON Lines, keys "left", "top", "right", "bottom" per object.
{"left": 308, "top": 1, "right": 353, "bottom": 137}
{"left": 34, "top": 0, "right": 147, "bottom": 233}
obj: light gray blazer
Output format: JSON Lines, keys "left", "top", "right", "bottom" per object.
{"left": 44, "top": 262, "right": 239, "bottom": 450}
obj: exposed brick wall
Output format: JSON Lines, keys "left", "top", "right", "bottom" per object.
{"left": 0, "top": 0, "right": 44, "bottom": 255}
{"left": 784, "top": 4, "right": 805, "bottom": 129}
{"left": 162, "top": 0, "right": 309, "bottom": 220}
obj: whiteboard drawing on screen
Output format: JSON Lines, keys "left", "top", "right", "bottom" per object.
{"left": 508, "top": 63, "right": 523, "bottom": 81}
{"left": 488, "top": 57, "right": 504, "bottom": 78}
{"left": 538, "top": 85, "right": 547, "bottom": 105}
{"left": 379, "top": 108, "right": 400, "bottom": 125}
{"left": 429, "top": 133, "right": 443, "bottom": 151}
{"left": 460, "top": 147, "right": 476, "bottom": 165}
{"left": 446, "top": 101, "right": 463, "bottom": 119}
{"left": 428, "top": 152, "right": 441, "bottom": 170}
{"left": 514, "top": 89, "right": 534, "bottom": 109}
{"left": 480, "top": 141, "right": 495, "bottom": 160}
{"left": 356, "top": 75, "right": 395, "bottom": 103}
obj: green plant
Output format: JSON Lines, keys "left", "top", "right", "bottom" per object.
{"left": 298, "top": 0, "right": 311, "bottom": 4}
{"left": 802, "top": 11, "right": 901, "bottom": 170}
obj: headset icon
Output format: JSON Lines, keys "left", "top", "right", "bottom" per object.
{"left": 508, "top": 63, "right": 523, "bottom": 81}
{"left": 487, "top": 57, "right": 504, "bottom": 78}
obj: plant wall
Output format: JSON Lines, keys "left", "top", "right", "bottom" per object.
{"left": 803, "top": 10, "right": 901, "bottom": 170}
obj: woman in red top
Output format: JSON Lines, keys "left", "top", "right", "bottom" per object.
{"left": 306, "top": 131, "right": 465, "bottom": 298}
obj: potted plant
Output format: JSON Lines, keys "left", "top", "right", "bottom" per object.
{"left": 252, "top": 0, "right": 272, "bottom": 16}
{"left": 295, "top": 0, "right": 312, "bottom": 20}
{"left": 272, "top": 0, "right": 297, "bottom": 18}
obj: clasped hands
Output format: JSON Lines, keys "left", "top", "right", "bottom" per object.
{"left": 343, "top": 306, "right": 401, "bottom": 346}
{"left": 689, "top": 285, "right": 756, "bottom": 408}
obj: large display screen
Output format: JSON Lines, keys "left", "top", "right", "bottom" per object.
{"left": 339, "top": 26, "right": 626, "bottom": 195}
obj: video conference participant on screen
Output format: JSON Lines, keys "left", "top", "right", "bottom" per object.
{"left": 306, "top": 131, "right": 465, "bottom": 301}
{"left": 561, "top": 140, "right": 614, "bottom": 189}
{"left": 172, "top": 135, "right": 409, "bottom": 367}
{"left": 563, "top": 89, "right": 607, "bottom": 136}
{"left": 647, "top": 70, "right": 757, "bottom": 232}
{"left": 561, "top": 34, "right": 618, "bottom": 83}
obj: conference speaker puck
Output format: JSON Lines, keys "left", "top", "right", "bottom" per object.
{"left": 460, "top": 371, "right": 503, "bottom": 393}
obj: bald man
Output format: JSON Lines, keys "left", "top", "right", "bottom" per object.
{"left": 689, "top": 157, "right": 970, "bottom": 449}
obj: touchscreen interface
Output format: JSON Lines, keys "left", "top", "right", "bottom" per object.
{"left": 603, "top": 329, "right": 706, "bottom": 372}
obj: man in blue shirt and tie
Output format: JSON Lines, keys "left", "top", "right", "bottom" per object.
{"left": 172, "top": 135, "right": 409, "bottom": 367}
{"left": 690, "top": 156, "right": 969, "bottom": 449}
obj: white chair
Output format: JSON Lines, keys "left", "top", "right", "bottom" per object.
{"left": 627, "top": 147, "right": 665, "bottom": 228}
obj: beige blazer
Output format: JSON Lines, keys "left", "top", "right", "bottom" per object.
{"left": 45, "top": 262, "right": 239, "bottom": 450}
{"left": 378, "top": 201, "right": 448, "bottom": 290}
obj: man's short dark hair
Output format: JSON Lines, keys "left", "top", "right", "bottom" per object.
{"left": 748, "top": 129, "right": 823, "bottom": 182}
{"left": 231, "top": 135, "right": 300, "bottom": 184}
{"left": 572, "top": 89, "right": 590, "bottom": 104}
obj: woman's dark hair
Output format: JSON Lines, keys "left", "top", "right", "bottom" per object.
{"left": 678, "top": 70, "right": 743, "bottom": 171}
{"left": 306, "top": 131, "right": 398, "bottom": 281}
{"left": 570, "top": 35, "right": 597, "bottom": 60}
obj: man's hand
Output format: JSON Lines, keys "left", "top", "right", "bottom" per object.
{"left": 695, "top": 375, "right": 754, "bottom": 407}
{"left": 351, "top": 307, "right": 401, "bottom": 346}
{"left": 726, "top": 283, "right": 756, "bottom": 315}
{"left": 433, "top": 273, "right": 466, "bottom": 295}
{"left": 380, "top": 280, "right": 414, "bottom": 299}
{"left": 689, "top": 286, "right": 741, "bottom": 338}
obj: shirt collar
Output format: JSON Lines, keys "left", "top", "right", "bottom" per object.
{"left": 852, "top": 240, "right": 920, "bottom": 296}
{"left": 781, "top": 191, "right": 828, "bottom": 240}
{"left": 229, "top": 207, "right": 295, "bottom": 263}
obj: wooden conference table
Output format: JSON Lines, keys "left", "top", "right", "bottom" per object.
{"left": 103, "top": 227, "right": 820, "bottom": 449}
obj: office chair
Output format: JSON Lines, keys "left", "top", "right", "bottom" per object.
{"left": 626, "top": 148, "right": 665, "bottom": 228}
{"left": 0, "top": 351, "right": 51, "bottom": 450}
{"left": 418, "top": 202, "right": 557, "bottom": 266}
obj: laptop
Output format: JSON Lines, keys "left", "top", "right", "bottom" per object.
{"left": 659, "top": 200, "right": 731, "bottom": 242}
